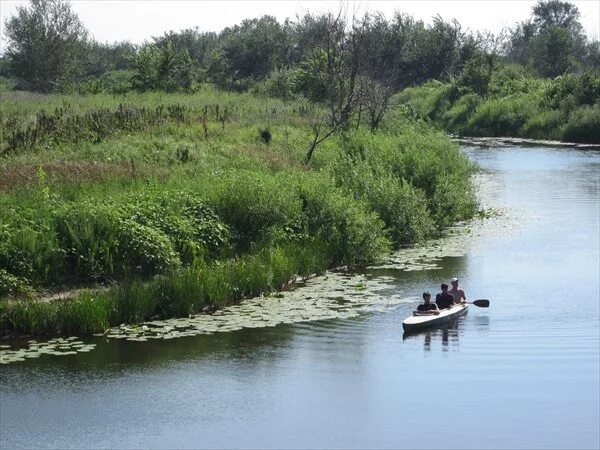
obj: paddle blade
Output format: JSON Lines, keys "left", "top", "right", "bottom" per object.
{"left": 472, "top": 299, "right": 490, "bottom": 307}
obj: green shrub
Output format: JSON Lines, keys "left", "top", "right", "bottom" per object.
{"left": 441, "top": 94, "right": 482, "bottom": 133}
{"left": 251, "top": 69, "right": 296, "bottom": 100}
{"left": 543, "top": 72, "right": 600, "bottom": 111}
{"left": 372, "top": 127, "right": 477, "bottom": 227}
{"left": 206, "top": 171, "right": 303, "bottom": 251}
{"left": 562, "top": 105, "right": 600, "bottom": 143}
{"left": 299, "top": 175, "right": 390, "bottom": 267}
{"left": 466, "top": 96, "right": 536, "bottom": 137}
{"left": 522, "top": 109, "right": 564, "bottom": 140}
{"left": 55, "top": 204, "right": 121, "bottom": 280}
{"left": 116, "top": 220, "right": 181, "bottom": 276}
{"left": 0, "top": 221, "right": 65, "bottom": 283}
{"left": 0, "top": 268, "right": 33, "bottom": 299}
{"left": 329, "top": 134, "right": 435, "bottom": 246}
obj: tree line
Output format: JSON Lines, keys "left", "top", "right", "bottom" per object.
{"left": 3, "top": 0, "right": 599, "bottom": 95}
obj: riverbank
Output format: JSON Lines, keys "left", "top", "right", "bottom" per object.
{"left": 398, "top": 70, "right": 600, "bottom": 144}
{"left": 453, "top": 136, "right": 600, "bottom": 150}
{"left": 0, "top": 88, "right": 478, "bottom": 337}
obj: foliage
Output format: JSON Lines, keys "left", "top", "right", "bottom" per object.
{"left": 4, "top": 0, "right": 88, "bottom": 92}
{"left": 504, "top": 0, "right": 595, "bottom": 77}
{"left": 457, "top": 52, "right": 496, "bottom": 96}
{"left": 399, "top": 66, "right": 600, "bottom": 143}
{"left": 562, "top": 105, "right": 600, "bottom": 143}
{"left": 297, "top": 175, "right": 390, "bottom": 267}
{"left": 132, "top": 41, "right": 197, "bottom": 92}
{"left": 0, "top": 268, "right": 34, "bottom": 299}
{"left": 59, "top": 70, "right": 135, "bottom": 95}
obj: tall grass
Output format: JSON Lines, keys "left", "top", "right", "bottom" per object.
{"left": 0, "top": 243, "right": 331, "bottom": 336}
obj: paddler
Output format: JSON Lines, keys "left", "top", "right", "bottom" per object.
{"left": 415, "top": 292, "right": 440, "bottom": 315}
{"left": 435, "top": 283, "right": 455, "bottom": 309}
{"left": 449, "top": 277, "right": 467, "bottom": 304}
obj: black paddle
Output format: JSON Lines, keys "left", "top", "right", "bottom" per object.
{"left": 470, "top": 299, "right": 490, "bottom": 307}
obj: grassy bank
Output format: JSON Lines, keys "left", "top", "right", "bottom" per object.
{"left": 398, "top": 67, "right": 600, "bottom": 144}
{"left": 0, "top": 87, "right": 477, "bottom": 337}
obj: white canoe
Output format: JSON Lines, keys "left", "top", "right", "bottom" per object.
{"left": 402, "top": 304, "right": 468, "bottom": 333}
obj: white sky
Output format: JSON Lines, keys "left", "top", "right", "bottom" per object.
{"left": 1, "top": 0, "right": 599, "bottom": 52}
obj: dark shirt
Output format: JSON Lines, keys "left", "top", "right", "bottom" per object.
{"left": 435, "top": 292, "right": 454, "bottom": 309}
{"left": 417, "top": 303, "right": 438, "bottom": 312}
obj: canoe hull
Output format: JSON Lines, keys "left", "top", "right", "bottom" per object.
{"left": 402, "top": 304, "right": 468, "bottom": 333}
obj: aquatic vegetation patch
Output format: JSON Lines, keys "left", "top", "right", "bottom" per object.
{"left": 0, "top": 337, "right": 96, "bottom": 365}
{"left": 99, "top": 272, "right": 410, "bottom": 342}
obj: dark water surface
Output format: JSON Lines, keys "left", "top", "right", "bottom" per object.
{"left": 1, "top": 146, "right": 599, "bottom": 449}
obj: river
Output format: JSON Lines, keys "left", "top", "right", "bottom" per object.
{"left": 1, "top": 144, "right": 599, "bottom": 449}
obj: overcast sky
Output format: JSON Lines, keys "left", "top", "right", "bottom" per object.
{"left": 1, "top": 0, "right": 599, "bottom": 51}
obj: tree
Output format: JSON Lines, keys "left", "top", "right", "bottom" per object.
{"left": 301, "top": 11, "right": 364, "bottom": 163}
{"left": 504, "top": 0, "right": 588, "bottom": 76}
{"left": 535, "top": 25, "right": 575, "bottom": 77}
{"left": 85, "top": 40, "right": 137, "bottom": 77}
{"left": 153, "top": 28, "right": 218, "bottom": 81}
{"left": 214, "top": 16, "right": 289, "bottom": 88}
{"left": 131, "top": 41, "right": 196, "bottom": 92}
{"left": 4, "top": 0, "right": 88, "bottom": 92}
{"left": 532, "top": 0, "right": 583, "bottom": 35}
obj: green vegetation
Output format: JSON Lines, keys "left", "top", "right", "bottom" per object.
{"left": 2, "top": 1, "right": 598, "bottom": 146}
{"left": 0, "top": 87, "right": 477, "bottom": 336}
{"left": 3, "top": 0, "right": 595, "bottom": 337}
{"left": 399, "top": 68, "right": 600, "bottom": 143}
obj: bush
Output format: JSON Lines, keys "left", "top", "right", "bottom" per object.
{"left": 441, "top": 93, "right": 482, "bottom": 133}
{"left": 522, "top": 109, "right": 564, "bottom": 140}
{"left": 55, "top": 204, "right": 122, "bottom": 280}
{"left": 543, "top": 72, "right": 600, "bottom": 111}
{"left": 299, "top": 175, "right": 390, "bottom": 267}
{"left": 0, "top": 220, "right": 65, "bottom": 284}
{"left": 562, "top": 105, "right": 600, "bottom": 143}
{"left": 466, "top": 96, "right": 536, "bottom": 137}
{"left": 0, "top": 268, "right": 33, "bottom": 299}
{"left": 372, "top": 126, "right": 477, "bottom": 227}
{"left": 251, "top": 69, "right": 296, "bottom": 100}
{"left": 206, "top": 171, "right": 303, "bottom": 251}
{"left": 114, "top": 220, "right": 180, "bottom": 276}
{"left": 58, "top": 70, "right": 135, "bottom": 95}
{"left": 52, "top": 195, "right": 226, "bottom": 281}
{"left": 329, "top": 133, "right": 435, "bottom": 246}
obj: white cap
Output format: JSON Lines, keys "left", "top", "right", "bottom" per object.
{"left": 451, "top": 277, "right": 459, "bottom": 283}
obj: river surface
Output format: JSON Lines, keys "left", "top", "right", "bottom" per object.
{"left": 1, "top": 145, "right": 599, "bottom": 449}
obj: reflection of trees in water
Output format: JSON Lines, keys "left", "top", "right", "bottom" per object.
{"left": 7, "top": 325, "right": 298, "bottom": 381}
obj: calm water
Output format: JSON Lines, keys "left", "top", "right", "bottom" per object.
{"left": 1, "top": 145, "right": 599, "bottom": 449}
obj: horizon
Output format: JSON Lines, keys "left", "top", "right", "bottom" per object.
{"left": 0, "top": 0, "right": 599, "bottom": 52}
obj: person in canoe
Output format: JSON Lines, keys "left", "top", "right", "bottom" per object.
{"left": 415, "top": 292, "right": 440, "bottom": 315}
{"left": 435, "top": 283, "right": 455, "bottom": 309}
{"left": 449, "top": 277, "right": 467, "bottom": 304}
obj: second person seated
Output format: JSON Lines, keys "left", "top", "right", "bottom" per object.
{"left": 435, "top": 283, "right": 455, "bottom": 310}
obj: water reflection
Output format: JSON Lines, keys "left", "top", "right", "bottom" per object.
{"left": 402, "top": 315, "right": 469, "bottom": 352}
